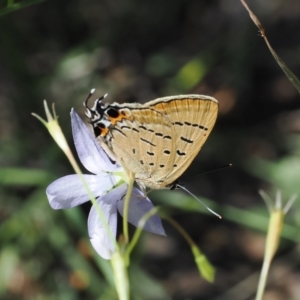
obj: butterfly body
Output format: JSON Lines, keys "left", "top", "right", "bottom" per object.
{"left": 85, "top": 94, "right": 218, "bottom": 190}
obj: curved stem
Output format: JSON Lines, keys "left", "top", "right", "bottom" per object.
{"left": 122, "top": 170, "right": 135, "bottom": 245}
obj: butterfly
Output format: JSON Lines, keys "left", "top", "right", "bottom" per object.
{"left": 84, "top": 91, "right": 218, "bottom": 191}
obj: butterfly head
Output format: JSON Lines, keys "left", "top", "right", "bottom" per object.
{"left": 84, "top": 89, "right": 133, "bottom": 139}
{"left": 84, "top": 90, "right": 107, "bottom": 120}
{"left": 83, "top": 89, "right": 111, "bottom": 138}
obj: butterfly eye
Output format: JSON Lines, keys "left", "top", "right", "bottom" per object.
{"left": 96, "top": 101, "right": 105, "bottom": 112}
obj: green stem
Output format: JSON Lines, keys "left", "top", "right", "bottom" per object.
{"left": 63, "top": 133, "right": 118, "bottom": 250}
{"left": 256, "top": 210, "right": 284, "bottom": 300}
{"left": 111, "top": 252, "right": 129, "bottom": 300}
{"left": 34, "top": 102, "right": 118, "bottom": 250}
{"left": 162, "top": 213, "right": 215, "bottom": 282}
{"left": 255, "top": 260, "right": 270, "bottom": 300}
{"left": 125, "top": 207, "right": 160, "bottom": 262}
{"left": 122, "top": 171, "right": 135, "bottom": 245}
{"left": 163, "top": 214, "right": 194, "bottom": 246}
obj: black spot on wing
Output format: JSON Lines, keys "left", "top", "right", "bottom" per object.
{"left": 163, "top": 135, "right": 172, "bottom": 140}
{"left": 155, "top": 132, "right": 163, "bottom": 137}
{"left": 184, "top": 121, "right": 191, "bottom": 126}
{"left": 191, "top": 123, "right": 208, "bottom": 131}
{"left": 176, "top": 150, "right": 186, "bottom": 156}
{"left": 164, "top": 150, "right": 171, "bottom": 154}
{"left": 106, "top": 108, "right": 119, "bottom": 118}
{"left": 113, "top": 127, "right": 127, "bottom": 137}
{"left": 147, "top": 151, "right": 155, "bottom": 156}
{"left": 132, "top": 128, "right": 139, "bottom": 132}
{"left": 94, "top": 126, "right": 101, "bottom": 137}
{"left": 173, "top": 121, "right": 183, "bottom": 126}
{"left": 180, "top": 136, "right": 193, "bottom": 144}
{"left": 140, "top": 137, "right": 156, "bottom": 147}
{"left": 199, "top": 125, "right": 208, "bottom": 131}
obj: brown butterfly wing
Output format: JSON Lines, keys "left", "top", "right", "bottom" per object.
{"left": 101, "top": 95, "right": 218, "bottom": 189}
{"left": 147, "top": 95, "right": 218, "bottom": 187}
{"left": 105, "top": 105, "right": 177, "bottom": 189}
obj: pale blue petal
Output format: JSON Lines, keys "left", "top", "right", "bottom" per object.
{"left": 88, "top": 184, "right": 127, "bottom": 259}
{"left": 117, "top": 187, "right": 166, "bottom": 236}
{"left": 46, "top": 174, "right": 120, "bottom": 209}
{"left": 71, "top": 109, "right": 120, "bottom": 173}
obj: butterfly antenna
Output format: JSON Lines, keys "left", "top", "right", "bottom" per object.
{"left": 83, "top": 88, "right": 96, "bottom": 109}
{"left": 200, "top": 163, "right": 232, "bottom": 176}
{"left": 177, "top": 184, "right": 222, "bottom": 219}
{"left": 184, "top": 164, "right": 232, "bottom": 180}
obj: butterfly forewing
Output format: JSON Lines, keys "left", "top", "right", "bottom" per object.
{"left": 107, "top": 105, "right": 177, "bottom": 186}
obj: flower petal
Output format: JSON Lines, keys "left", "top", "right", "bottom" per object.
{"left": 71, "top": 109, "right": 120, "bottom": 173}
{"left": 117, "top": 187, "right": 166, "bottom": 236}
{"left": 46, "top": 174, "right": 120, "bottom": 209}
{"left": 88, "top": 184, "right": 127, "bottom": 259}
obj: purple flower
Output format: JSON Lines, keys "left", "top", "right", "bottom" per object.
{"left": 46, "top": 109, "right": 165, "bottom": 259}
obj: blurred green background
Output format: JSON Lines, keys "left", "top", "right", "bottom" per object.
{"left": 1, "top": 0, "right": 300, "bottom": 299}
